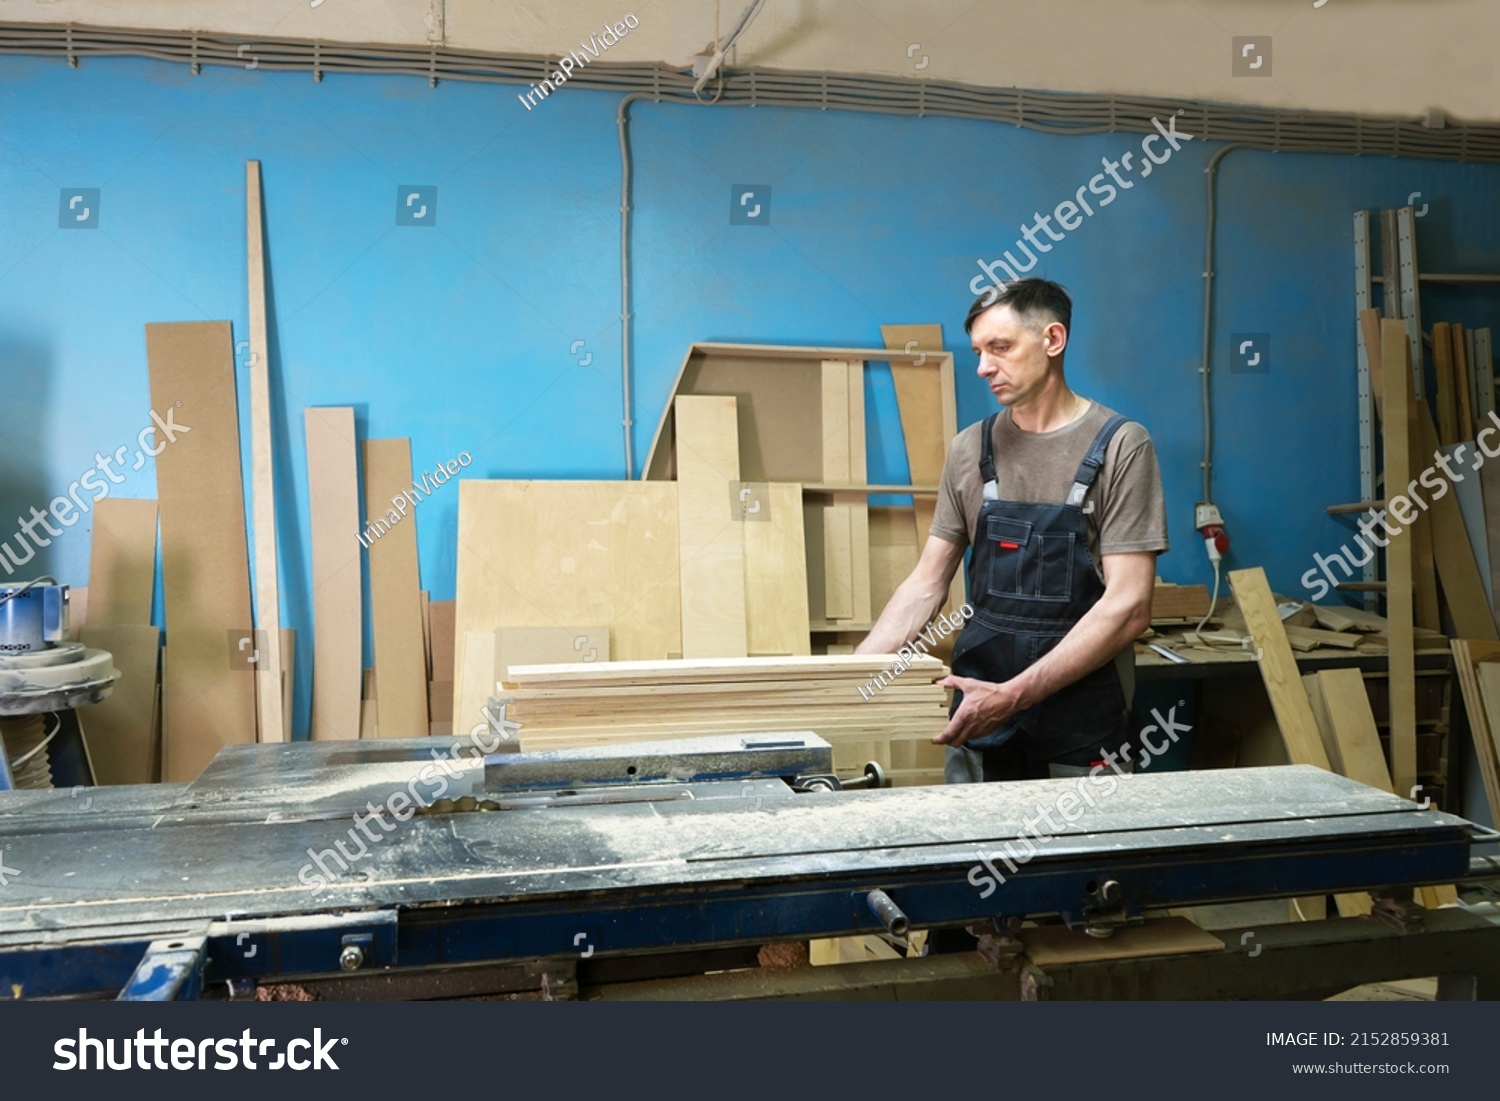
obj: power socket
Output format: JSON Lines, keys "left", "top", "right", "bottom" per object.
{"left": 1194, "top": 502, "right": 1223, "bottom": 531}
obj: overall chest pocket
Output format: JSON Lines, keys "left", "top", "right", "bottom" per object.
{"left": 985, "top": 516, "right": 1076, "bottom": 602}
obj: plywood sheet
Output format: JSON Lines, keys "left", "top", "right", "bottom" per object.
{"left": 304, "top": 407, "right": 363, "bottom": 742}
{"left": 452, "top": 480, "right": 682, "bottom": 723}
{"left": 86, "top": 498, "right": 157, "bottom": 627}
{"left": 496, "top": 626, "right": 611, "bottom": 685}
{"left": 743, "top": 483, "right": 811, "bottom": 656}
{"left": 80, "top": 624, "right": 160, "bottom": 785}
{"left": 1453, "top": 639, "right": 1500, "bottom": 824}
{"left": 145, "top": 321, "right": 257, "bottom": 782}
{"left": 457, "top": 629, "right": 498, "bottom": 737}
{"left": 674, "top": 395, "right": 747, "bottom": 658}
{"left": 363, "top": 438, "right": 429, "bottom": 738}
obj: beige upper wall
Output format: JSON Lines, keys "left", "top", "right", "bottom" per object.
{"left": 2, "top": 0, "right": 1496, "bottom": 121}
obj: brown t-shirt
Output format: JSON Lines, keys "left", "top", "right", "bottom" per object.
{"left": 931, "top": 401, "right": 1170, "bottom": 575}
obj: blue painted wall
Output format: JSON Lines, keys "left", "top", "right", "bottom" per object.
{"left": 2, "top": 57, "right": 1498, "bottom": 739}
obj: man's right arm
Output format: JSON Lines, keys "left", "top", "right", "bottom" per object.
{"left": 855, "top": 534, "right": 966, "bottom": 653}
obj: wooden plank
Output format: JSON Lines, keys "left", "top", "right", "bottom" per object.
{"left": 63, "top": 587, "right": 87, "bottom": 641}
{"left": 879, "top": 324, "right": 946, "bottom": 487}
{"left": 1452, "top": 323, "right": 1475, "bottom": 442}
{"left": 429, "top": 600, "right": 456, "bottom": 684}
{"left": 1448, "top": 443, "right": 1493, "bottom": 608}
{"left": 457, "top": 630, "right": 498, "bottom": 737}
{"left": 245, "top": 161, "right": 285, "bottom": 744}
{"left": 1306, "top": 670, "right": 1388, "bottom": 787}
{"left": 1432, "top": 321, "right": 1458, "bottom": 445}
{"left": 145, "top": 321, "right": 257, "bottom": 781}
{"left": 1483, "top": 458, "right": 1500, "bottom": 625}
{"left": 280, "top": 626, "right": 295, "bottom": 742}
{"left": 1453, "top": 640, "right": 1500, "bottom": 824}
{"left": 674, "top": 395, "right": 747, "bottom": 658}
{"left": 822, "top": 504, "right": 853, "bottom": 619}
{"left": 1284, "top": 625, "right": 1361, "bottom": 650}
{"left": 1414, "top": 401, "right": 1498, "bottom": 639}
{"left": 421, "top": 591, "right": 432, "bottom": 678}
{"left": 1151, "top": 584, "right": 1211, "bottom": 620}
{"left": 304, "top": 407, "right": 363, "bottom": 742}
{"left": 80, "top": 625, "right": 160, "bottom": 785}
{"left": 1380, "top": 318, "right": 1418, "bottom": 794}
{"left": 86, "top": 498, "right": 157, "bottom": 627}
{"left": 452, "top": 480, "right": 682, "bottom": 723}
{"left": 496, "top": 626, "right": 611, "bottom": 685}
{"left": 1311, "top": 605, "right": 1358, "bottom": 633}
{"left": 363, "top": 438, "right": 429, "bottom": 738}
{"left": 742, "top": 483, "right": 811, "bottom": 656}
{"left": 1227, "top": 567, "right": 1330, "bottom": 770}
{"left": 846, "top": 361, "right": 872, "bottom": 625}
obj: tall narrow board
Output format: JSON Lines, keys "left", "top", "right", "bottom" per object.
{"left": 363, "top": 438, "right": 429, "bottom": 738}
{"left": 674, "top": 395, "right": 747, "bottom": 657}
{"left": 1227, "top": 567, "right": 1330, "bottom": 770}
{"left": 1446, "top": 442, "right": 1493, "bottom": 608}
{"left": 1483, "top": 460, "right": 1500, "bottom": 622}
{"left": 245, "top": 161, "right": 285, "bottom": 743}
{"left": 742, "top": 483, "right": 811, "bottom": 655}
{"left": 429, "top": 600, "right": 456, "bottom": 684}
{"left": 1432, "top": 321, "right": 1458, "bottom": 444}
{"left": 820, "top": 360, "right": 871, "bottom": 624}
{"left": 1452, "top": 639, "right": 1500, "bottom": 824}
{"left": 79, "top": 624, "right": 160, "bottom": 785}
{"left": 86, "top": 498, "right": 157, "bottom": 627}
{"left": 1380, "top": 319, "right": 1418, "bottom": 794}
{"left": 880, "top": 322, "right": 965, "bottom": 634}
{"left": 280, "top": 627, "right": 295, "bottom": 742}
{"left": 1451, "top": 323, "right": 1475, "bottom": 441}
{"left": 1413, "top": 402, "right": 1496, "bottom": 639}
{"left": 1303, "top": 670, "right": 1390, "bottom": 915}
{"left": 452, "top": 480, "right": 682, "bottom": 725}
{"left": 304, "top": 407, "right": 363, "bottom": 741}
{"left": 145, "top": 321, "right": 257, "bottom": 781}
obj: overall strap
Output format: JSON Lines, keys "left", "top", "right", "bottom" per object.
{"left": 1064, "top": 414, "right": 1129, "bottom": 507}
{"left": 978, "top": 413, "right": 1002, "bottom": 500}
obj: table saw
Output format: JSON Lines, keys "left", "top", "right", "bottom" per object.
{"left": 1, "top": 732, "right": 1498, "bottom": 1001}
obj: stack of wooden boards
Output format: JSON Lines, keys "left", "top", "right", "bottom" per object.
{"left": 1449, "top": 639, "right": 1500, "bottom": 834}
{"left": 505, "top": 655, "right": 951, "bottom": 785}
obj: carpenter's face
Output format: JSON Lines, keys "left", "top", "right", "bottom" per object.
{"left": 970, "top": 305, "right": 1065, "bottom": 408}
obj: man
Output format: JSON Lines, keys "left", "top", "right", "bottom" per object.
{"left": 857, "top": 279, "right": 1168, "bottom": 783}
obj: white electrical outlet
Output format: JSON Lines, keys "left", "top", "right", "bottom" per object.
{"left": 1194, "top": 502, "right": 1223, "bottom": 530}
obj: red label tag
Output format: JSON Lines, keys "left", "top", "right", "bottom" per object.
{"left": 998, "top": 541, "right": 1019, "bottom": 550}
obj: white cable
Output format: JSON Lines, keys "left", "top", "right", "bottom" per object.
{"left": 1192, "top": 555, "right": 1222, "bottom": 646}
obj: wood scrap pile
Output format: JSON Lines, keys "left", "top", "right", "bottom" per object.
{"left": 504, "top": 655, "right": 951, "bottom": 785}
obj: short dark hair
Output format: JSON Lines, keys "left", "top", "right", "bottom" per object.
{"left": 964, "top": 278, "right": 1072, "bottom": 337}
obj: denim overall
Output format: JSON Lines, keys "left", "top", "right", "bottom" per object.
{"left": 946, "top": 412, "right": 1131, "bottom": 776}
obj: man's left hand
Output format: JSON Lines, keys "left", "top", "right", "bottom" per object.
{"left": 933, "top": 674, "right": 1024, "bottom": 746}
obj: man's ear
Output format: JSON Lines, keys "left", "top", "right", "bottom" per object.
{"left": 1044, "top": 321, "right": 1068, "bottom": 357}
